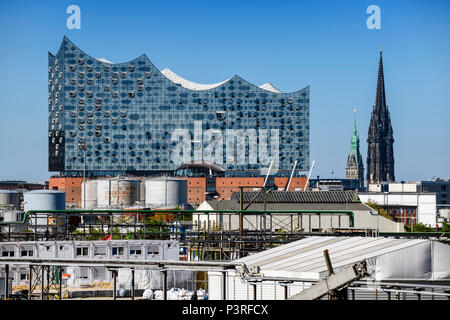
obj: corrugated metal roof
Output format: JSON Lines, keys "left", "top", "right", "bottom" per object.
{"left": 236, "top": 236, "right": 428, "bottom": 276}
{"left": 204, "top": 200, "right": 369, "bottom": 211}
{"left": 230, "top": 190, "right": 359, "bottom": 203}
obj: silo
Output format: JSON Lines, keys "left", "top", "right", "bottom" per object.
{"left": 96, "top": 179, "right": 140, "bottom": 208}
{"left": 81, "top": 180, "right": 98, "bottom": 209}
{"left": 0, "top": 210, "right": 26, "bottom": 233}
{"left": 139, "top": 179, "right": 146, "bottom": 205}
{"left": 145, "top": 177, "right": 187, "bottom": 208}
{"left": 0, "top": 190, "right": 22, "bottom": 210}
{"left": 23, "top": 190, "right": 66, "bottom": 230}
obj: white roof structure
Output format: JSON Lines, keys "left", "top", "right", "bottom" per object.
{"left": 258, "top": 82, "right": 282, "bottom": 93}
{"left": 161, "top": 68, "right": 283, "bottom": 93}
{"left": 161, "top": 68, "right": 231, "bottom": 91}
{"left": 96, "top": 58, "right": 113, "bottom": 64}
{"left": 236, "top": 236, "right": 450, "bottom": 282}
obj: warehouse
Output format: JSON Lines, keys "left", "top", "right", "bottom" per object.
{"left": 196, "top": 191, "right": 404, "bottom": 232}
{"left": 208, "top": 236, "right": 450, "bottom": 300}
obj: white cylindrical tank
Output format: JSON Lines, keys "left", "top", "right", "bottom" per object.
{"left": 0, "top": 190, "right": 22, "bottom": 210}
{"left": 96, "top": 179, "right": 140, "bottom": 208}
{"left": 23, "top": 190, "right": 66, "bottom": 229}
{"left": 81, "top": 180, "right": 98, "bottom": 209}
{"left": 1, "top": 210, "right": 24, "bottom": 222}
{"left": 145, "top": 177, "right": 187, "bottom": 208}
{"left": 0, "top": 210, "right": 26, "bottom": 233}
{"left": 139, "top": 180, "right": 146, "bottom": 205}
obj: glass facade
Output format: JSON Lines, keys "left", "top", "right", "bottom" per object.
{"left": 48, "top": 37, "right": 310, "bottom": 176}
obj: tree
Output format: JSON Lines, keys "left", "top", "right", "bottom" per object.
{"left": 365, "top": 201, "right": 393, "bottom": 221}
{"left": 112, "top": 227, "right": 121, "bottom": 240}
{"left": 410, "top": 223, "right": 434, "bottom": 233}
{"left": 440, "top": 222, "right": 450, "bottom": 232}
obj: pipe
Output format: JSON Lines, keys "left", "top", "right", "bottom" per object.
{"left": 286, "top": 160, "right": 298, "bottom": 191}
{"left": 28, "top": 265, "right": 32, "bottom": 300}
{"left": 222, "top": 271, "right": 227, "bottom": 300}
{"left": 263, "top": 161, "right": 273, "bottom": 187}
{"left": 112, "top": 270, "right": 117, "bottom": 300}
{"left": 0, "top": 209, "right": 357, "bottom": 229}
{"left": 162, "top": 270, "right": 168, "bottom": 300}
{"left": 131, "top": 268, "right": 135, "bottom": 301}
{"left": 348, "top": 286, "right": 450, "bottom": 298}
{"left": 41, "top": 267, "right": 45, "bottom": 300}
{"left": 323, "top": 249, "right": 334, "bottom": 275}
{"left": 58, "top": 266, "right": 62, "bottom": 300}
{"left": 4, "top": 264, "right": 9, "bottom": 299}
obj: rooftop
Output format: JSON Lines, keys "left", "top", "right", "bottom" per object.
{"left": 235, "top": 236, "right": 450, "bottom": 281}
{"left": 230, "top": 190, "right": 359, "bottom": 203}
{"left": 204, "top": 200, "right": 370, "bottom": 211}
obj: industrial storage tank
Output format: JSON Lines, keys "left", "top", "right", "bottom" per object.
{"left": 0, "top": 210, "right": 26, "bottom": 233}
{"left": 23, "top": 190, "right": 66, "bottom": 230}
{"left": 81, "top": 180, "right": 98, "bottom": 209}
{"left": 145, "top": 177, "right": 187, "bottom": 208}
{"left": 139, "top": 180, "right": 146, "bottom": 205}
{"left": 0, "top": 190, "right": 22, "bottom": 210}
{"left": 96, "top": 179, "right": 140, "bottom": 208}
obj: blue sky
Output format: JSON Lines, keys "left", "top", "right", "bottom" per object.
{"left": 0, "top": 0, "right": 449, "bottom": 183}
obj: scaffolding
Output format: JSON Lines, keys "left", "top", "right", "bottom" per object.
{"left": 1, "top": 209, "right": 448, "bottom": 260}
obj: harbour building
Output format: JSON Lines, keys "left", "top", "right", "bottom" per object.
{"left": 48, "top": 37, "right": 310, "bottom": 178}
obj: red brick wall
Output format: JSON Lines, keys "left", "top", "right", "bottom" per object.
{"left": 49, "top": 177, "right": 84, "bottom": 207}
{"left": 187, "top": 177, "right": 207, "bottom": 204}
{"left": 273, "top": 177, "right": 308, "bottom": 191}
{"left": 215, "top": 177, "right": 266, "bottom": 200}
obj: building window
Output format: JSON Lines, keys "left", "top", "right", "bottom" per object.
{"left": 130, "top": 246, "right": 142, "bottom": 255}
{"left": 21, "top": 249, "right": 34, "bottom": 257}
{"left": 76, "top": 247, "right": 89, "bottom": 256}
{"left": 2, "top": 250, "right": 14, "bottom": 257}
{"left": 20, "top": 273, "right": 29, "bottom": 281}
{"left": 79, "top": 267, "right": 89, "bottom": 279}
{"left": 148, "top": 246, "right": 159, "bottom": 255}
{"left": 94, "top": 268, "right": 106, "bottom": 280}
{"left": 94, "top": 246, "right": 107, "bottom": 256}
{"left": 112, "top": 247, "right": 124, "bottom": 256}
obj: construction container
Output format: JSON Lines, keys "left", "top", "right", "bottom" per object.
{"left": 0, "top": 240, "right": 179, "bottom": 287}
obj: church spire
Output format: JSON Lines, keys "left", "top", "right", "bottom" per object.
{"left": 350, "top": 108, "right": 358, "bottom": 154}
{"left": 367, "top": 49, "right": 395, "bottom": 185}
{"left": 375, "top": 48, "right": 386, "bottom": 111}
{"left": 346, "top": 108, "right": 364, "bottom": 189}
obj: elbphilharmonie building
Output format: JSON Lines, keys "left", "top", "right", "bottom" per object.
{"left": 48, "top": 37, "right": 309, "bottom": 177}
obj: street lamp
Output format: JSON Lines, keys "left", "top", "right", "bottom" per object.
{"left": 78, "top": 143, "right": 88, "bottom": 210}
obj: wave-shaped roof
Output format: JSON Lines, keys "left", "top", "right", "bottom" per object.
{"left": 161, "top": 68, "right": 283, "bottom": 93}
{"left": 259, "top": 82, "right": 282, "bottom": 93}
{"left": 161, "top": 68, "right": 231, "bottom": 91}
{"left": 51, "top": 37, "right": 309, "bottom": 95}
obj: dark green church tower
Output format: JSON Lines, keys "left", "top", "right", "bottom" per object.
{"left": 346, "top": 108, "right": 364, "bottom": 189}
